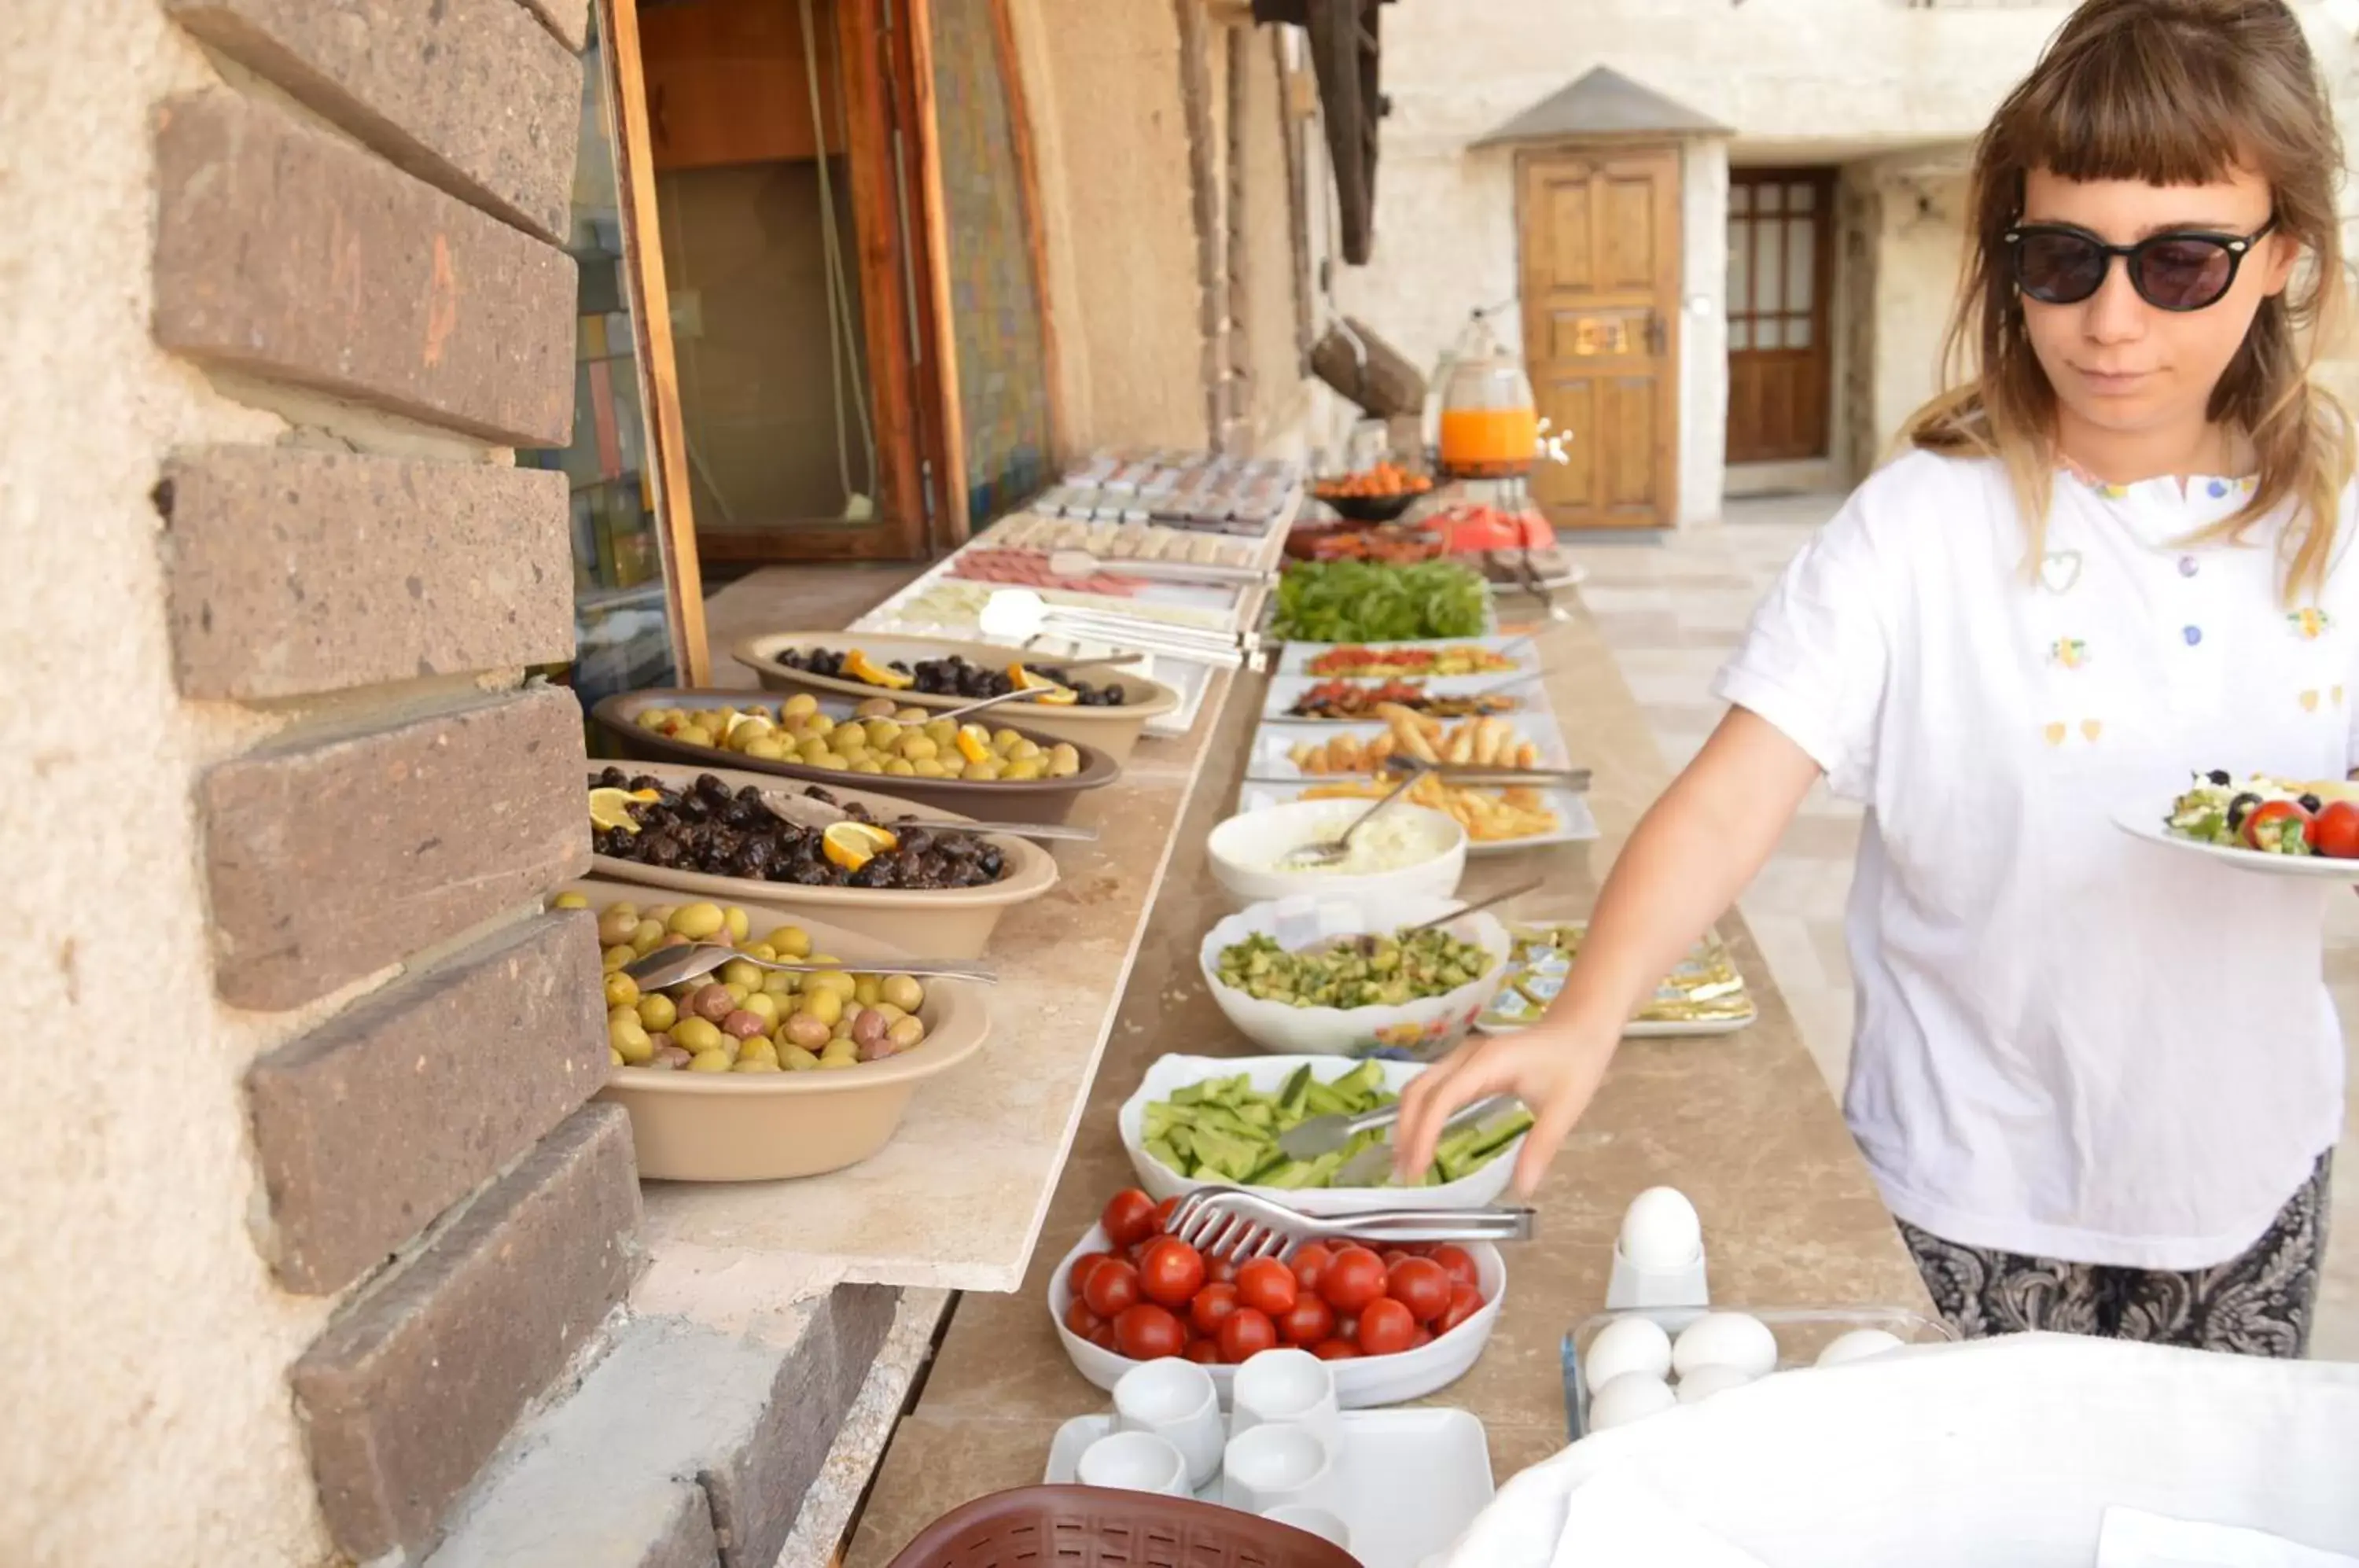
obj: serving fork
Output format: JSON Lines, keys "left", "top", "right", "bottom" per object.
{"left": 1165, "top": 1187, "right": 1535, "bottom": 1261}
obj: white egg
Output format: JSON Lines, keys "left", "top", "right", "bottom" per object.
{"left": 1582, "top": 1316, "right": 1674, "bottom": 1389}
{"left": 1619, "top": 1187, "right": 1702, "bottom": 1269}
{"left": 1674, "top": 1364, "right": 1757, "bottom": 1404}
{"left": 1815, "top": 1328, "right": 1905, "bottom": 1367}
{"left": 1587, "top": 1371, "right": 1677, "bottom": 1431}
{"left": 1672, "top": 1312, "right": 1779, "bottom": 1378}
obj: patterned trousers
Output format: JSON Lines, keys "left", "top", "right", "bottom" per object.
{"left": 1896, "top": 1153, "right": 2334, "bottom": 1359}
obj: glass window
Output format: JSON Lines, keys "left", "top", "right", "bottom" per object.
{"left": 1752, "top": 215, "right": 1783, "bottom": 326}
{"left": 1727, "top": 216, "right": 1750, "bottom": 316}
{"left": 1785, "top": 217, "right": 1815, "bottom": 313}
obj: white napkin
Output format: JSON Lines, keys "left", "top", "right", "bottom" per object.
{"left": 1545, "top": 1470, "right": 1772, "bottom": 1568}
{"left": 2098, "top": 1508, "right": 2359, "bottom": 1568}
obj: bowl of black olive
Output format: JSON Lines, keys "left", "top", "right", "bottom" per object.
{"left": 732, "top": 631, "right": 1180, "bottom": 765}
{"left": 584, "top": 760, "right": 1061, "bottom": 959}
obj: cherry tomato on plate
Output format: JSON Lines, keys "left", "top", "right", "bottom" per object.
{"left": 1102, "top": 1190, "right": 1161, "bottom": 1249}
{"left": 1065, "top": 1301, "right": 1106, "bottom": 1339}
{"left": 2243, "top": 800, "right": 2313, "bottom": 853}
{"left": 1408, "top": 1326, "right": 1434, "bottom": 1350}
{"left": 1220, "top": 1308, "right": 1279, "bottom": 1364}
{"left": 1434, "top": 1283, "right": 1486, "bottom": 1335}
{"left": 1430, "top": 1246, "right": 1480, "bottom": 1291}
{"left": 1312, "top": 1338, "right": 1361, "bottom": 1361}
{"left": 1190, "top": 1282, "right": 1242, "bottom": 1337}
{"left": 1153, "top": 1195, "right": 1183, "bottom": 1234}
{"left": 1278, "top": 1295, "right": 1337, "bottom": 1346}
{"left": 1137, "top": 1238, "right": 1207, "bottom": 1308}
{"left": 1319, "top": 1246, "right": 1388, "bottom": 1313}
{"left": 1185, "top": 1338, "right": 1223, "bottom": 1365}
{"left": 1114, "top": 1303, "right": 1187, "bottom": 1361}
{"left": 1068, "top": 1253, "right": 1112, "bottom": 1299}
{"left": 1358, "top": 1297, "right": 1417, "bottom": 1356}
{"left": 1206, "top": 1252, "right": 1241, "bottom": 1287}
{"left": 2313, "top": 800, "right": 2359, "bottom": 859}
{"left": 1084, "top": 1257, "right": 1142, "bottom": 1319}
{"left": 1236, "top": 1258, "right": 1300, "bottom": 1317}
{"left": 1386, "top": 1257, "right": 1453, "bottom": 1324}
{"left": 1290, "top": 1242, "right": 1334, "bottom": 1294}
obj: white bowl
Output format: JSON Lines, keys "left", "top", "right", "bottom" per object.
{"left": 1049, "top": 1222, "right": 1506, "bottom": 1408}
{"left": 1206, "top": 798, "right": 1467, "bottom": 908}
{"left": 1117, "top": 1054, "right": 1525, "bottom": 1214}
{"left": 1198, "top": 896, "right": 1511, "bottom": 1061}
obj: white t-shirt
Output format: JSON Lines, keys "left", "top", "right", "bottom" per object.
{"left": 1715, "top": 449, "right": 2353, "bottom": 1269}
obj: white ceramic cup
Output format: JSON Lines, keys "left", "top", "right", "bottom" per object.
{"left": 1262, "top": 1504, "right": 1352, "bottom": 1549}
{"left": 1231, "top": 1347, "right": 1342, "bottom": 1451}
{"left": 1113, "top": 1357, "right": 1224, "bottom": 1490}
{"left": 1220, "top": 1421, "right": 1338, "bottom": 1515}
{"left": 1076, "top": 1430, "right": 1191, "bottom": 1497}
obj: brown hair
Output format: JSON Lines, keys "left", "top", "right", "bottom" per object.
{"left": 1904, "top": 0, "right": 2354, "bottom": 601}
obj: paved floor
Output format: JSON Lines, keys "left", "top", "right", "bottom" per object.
{"left": 1560, "top": 493, "right": 2359, "bottom": 1360}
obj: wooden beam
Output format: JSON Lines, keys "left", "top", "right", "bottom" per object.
{"left": 903, "top": 0, "right": 970, "bottom": 549}
{"left": 601, "top": 0, "right": 711, "bottom": 683}
{"left": 838, "top": 0, "right": 928, "bottom": 547}
{"left": 986, "top": 0, "right": 1065, "bottom": 466}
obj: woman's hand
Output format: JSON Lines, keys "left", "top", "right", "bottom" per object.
{"left": 1393, "top": 1014, "right": 1619, "bottom": 1198}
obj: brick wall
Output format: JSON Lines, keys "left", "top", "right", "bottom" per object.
{"left": 145, "top": 2, "right": 638, "bottom": 1560}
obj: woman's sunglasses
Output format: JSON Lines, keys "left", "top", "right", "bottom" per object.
{"left": 2003, "top": 219, "right": 2277, "bottom": 311}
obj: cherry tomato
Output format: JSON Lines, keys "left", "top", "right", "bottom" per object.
{"left": 2243, "top": 799, "right": 2312, "bottom": 852}
{"left": 1137, "top": 1238, "right": 1207, "bottom": 1308}
{"left": 1065, "top": 1301, "right": 1106, "bottom": 1339}
{"left": 1408, "top": 1327, "right": 1434, "bottom": 1349}
{"left": 1236, "top": 1257, "right": 1300, "bottom": 1317}
{"left": 1381, "top": 1250, "right": 1415, "bottom": 1272}
{"left": 1386, "top": 1257, "right": 1453, "bottom": 1324}
{"left": 1312, "top": 1338, "right": 1361, "bottom": 1361}
{"left": 1068, "top": 1253, "right": 1110, "bottom": 1300}
{"left": 1219, "top": 1308, "right": 1279, "bottom": 1364}
{"left": 1333, "top": 1314, "right": 1359, "bottom": 1343}
{"left": 1102, "top": 1190, "right": 1161, "bottom": 1248}
{"left": 1290, "top": 1242, "right": 1334, "bottom": 1294}
{"left": 1084, "top": 1257, "right": 1142, "bottom": 1319}
{"left": 2314, "top": 801, "right": 2359, "bottom": 859}
{"left": 1319, "top": 1246, "right": 1388, "bottom": 1312}
{"left": 1185, "top": 1338, "right": 1223, "bottom": 1365}
{"left": 1114, "top": 1303, "right": 1187, "bottom": 1361}
{"left": 1279, "top": 1295, "right": 1337, "bottom": 1346}
{"left": 1357, "top": 1297, "right": 1417, "bottom": 1356}
{"left": 1190, "top": 1282, "right": 1241, "bottom": 1337}
{"left": 1206, "top": 1252, "right": 1241, "bottom": 1286}
{"left": 1088, "top": 1323, "right": 1118, "bottom": 1351}
{"left": 1152, "top": 1196, "right": 1183, "bottom": 1234}
{"left": 1430, "top": 1245, "right": 1481, "bottom": 1291}
{"left": 1433, "top": 1284, "right": 1485, "bottom": 1335}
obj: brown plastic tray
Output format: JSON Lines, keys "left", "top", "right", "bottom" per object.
{"left": 591, "top": 686, "right": 1120, "bottom": 826}
{"left": 567, "top": 876, "right": 991, "bottom": 1182}
{"left": 732, "top": 630, "right": 1180, "bottom": 765}
{"left": 886, "top": 1485, "right": 1362, "bottom": 1567}
{"left": 586, "top": 759, "right": 1058, "bottom": 959}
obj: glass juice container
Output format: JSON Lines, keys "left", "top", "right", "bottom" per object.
{"left": 1437, "top": 310, "right": 1538, "bottom": 480}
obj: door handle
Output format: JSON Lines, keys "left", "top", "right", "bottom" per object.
{"left": 1646, "top": 315, "right": 1667, "bottom": 357}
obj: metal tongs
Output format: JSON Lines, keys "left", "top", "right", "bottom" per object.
{"left": 1165, "top": 1187, "right": 1536, "bottom": 1261}
{"left": 1382, "top": 755, "right": 1592, "bottom": 792}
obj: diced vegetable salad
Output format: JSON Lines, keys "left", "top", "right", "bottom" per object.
{"left": 1140, "top": 1062, "right": 1533, "bottom": 1191}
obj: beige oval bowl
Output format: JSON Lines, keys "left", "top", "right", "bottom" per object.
{"left": 565, "top": 875, "right": 992, "bottom": 1182}
{"left": 731, "top": 631, "right": 1180, "bottom": 764}
{"left": 585, "top": 758, "right": 1057, "bottom": 959}
{"left": 592, "top": 686, "right": 1120, "bottom": 826}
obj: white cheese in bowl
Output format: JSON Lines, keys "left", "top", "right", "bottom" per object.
{"left": 1259, "top": 813, "right": 1451, "bottom": 876}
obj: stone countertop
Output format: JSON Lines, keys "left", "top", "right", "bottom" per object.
{"left": 841, "top": 605, "right": 1933, "bottom": 1564}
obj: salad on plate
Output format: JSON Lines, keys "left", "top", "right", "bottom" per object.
{"left": 2164, "top": 771, "right": 2359, "bottom": 858}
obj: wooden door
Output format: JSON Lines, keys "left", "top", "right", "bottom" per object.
{"left": 1515, "top": 145, "right": 1682, "bottom": 530}
{"left": 1724, "top": 168, "right": 1834, "bottom": 465}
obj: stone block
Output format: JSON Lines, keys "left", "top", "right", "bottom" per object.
{"left": 201, "top": 685, "right": 590, "bottom": 1011}
{"left": 295, "top": 1103, "right": 642, "bottom": 1561}
{"left": 248, "top": 910, "right": 607, "bottom": 1295}
{"left": 162, "top": 445, "right": 573, "bottom": 701}
{"left": 163, "top": 0, "right": 582, "bottom": 240}
{"left": 513, "top": 0, "right": 589, "bottom": 51}
{"left": 153, "top": 91, "right": 576, "bottom": 447}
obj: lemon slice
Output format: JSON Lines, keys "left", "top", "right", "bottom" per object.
{"left": 955, "top": 723, "right": 995, "bottom": 765}
{"left": 821, "top": 821, "right": 900, "bottom": 871}
{"left": 845, "top": 650, "right": 915, "bottom": 690}
{"left": 1008, "top": 664, "right": 1080, "bottom": 705}
{"left": 587, "top": 787, "right": 655, "bottom": 834}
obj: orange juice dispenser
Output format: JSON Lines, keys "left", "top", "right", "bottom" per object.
{"left": 1435, "top": 307, "right": 1538, "bottom": 481}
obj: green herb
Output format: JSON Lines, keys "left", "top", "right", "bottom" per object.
{"left": 1272, "top": 560, "right": 1490, "bottom": 643}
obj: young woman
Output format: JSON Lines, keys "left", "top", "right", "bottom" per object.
{"left": 1397, "top": 0, "right": 2353, "bottom": 1356}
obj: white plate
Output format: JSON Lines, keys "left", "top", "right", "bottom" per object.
{"left": 1276, "top": 633, "right": 1538, "bottom": 679}
{"left": 1246, "top": 710, "right": 1570, "bottom": 784}
{"left": 1260, "top": 672, "right": 1549, "bottom": 725}
{"left": 1117, "top": 1054, "right": 1524, "bottom": 1214}
{"left": 1045, "top": 1406, "right": 1496, "bottom": 1568}
{"left": 1049, "top": 1224, "right": 1507, "bottom": 1408}
{"left": 1475, "top": 924, "right": 1757, "bottom": 1039}
{"left": 1238, "top": 781, "right": 1599, "bottom": 856}
{"left": 2111, "top": 808, "right": 2359, "bottom": 881}
{"left": 1199, "top": 900, "right": 1511, "bottom": 1061}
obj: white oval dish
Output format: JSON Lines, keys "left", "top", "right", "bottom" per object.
{"left": 1198, "top": 897, "right": 1511, "bottom": 1060}
{"left": 1048, "top": 1222, "right": 1507, "bottom": 1408}
{"left": 1206, "top": 798, "right": 1467, "bottom": 908}
{"left": 1117, "top": 1054, "right": 1522, "bottom": 1214}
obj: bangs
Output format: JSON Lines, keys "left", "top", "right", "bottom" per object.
{"left": 1997, "top": 19, "right": 2261, "bottom": 189}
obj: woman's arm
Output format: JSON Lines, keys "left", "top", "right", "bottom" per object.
{"left": 1393, "top": 706, "right": 1824, "bottom": 1196}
